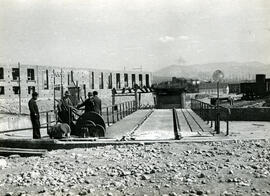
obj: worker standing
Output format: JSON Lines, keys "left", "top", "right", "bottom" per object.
{"left": 57, "top": 91, "right": 75, "bottom": 128}
{"left": 93, "top": 91, "right": 102, "bottom": 115}
{"left": 77, "top": 92, "right": 95, "bottom": 113}
{"left": 28, "top": 92, "right": 41, "bottom": 139}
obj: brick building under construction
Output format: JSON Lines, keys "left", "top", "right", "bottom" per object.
{"left": 0, "top": 63, "right": 153, "bottom": 113}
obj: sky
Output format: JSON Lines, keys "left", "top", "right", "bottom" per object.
{"left": 0, "top": 0, "right": 270, "bottom": 71}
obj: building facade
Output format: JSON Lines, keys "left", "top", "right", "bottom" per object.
{"left": 0, "top": 64, "right": 152, "bottom": 99}
{"left": 199, "top": 82, "right": 229, "bottom": 95}
{"left": 0, "top": 64, "right": 153, "bottom": 113}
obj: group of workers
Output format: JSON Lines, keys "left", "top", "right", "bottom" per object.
{"left": 28, "top": 90, "right": 102, "bottom": 139}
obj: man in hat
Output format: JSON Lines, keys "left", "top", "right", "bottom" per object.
{"left": 57, "top": 91, "right": 74, "bottom": 126}
{"left": 28, "top": 92, "right": 41, "bottom": 139}
{"left": 77, "top": 92, "right": 95, "bottom": 113}
{"left": 93, "top": 91, "right": 102, "bottom": 115}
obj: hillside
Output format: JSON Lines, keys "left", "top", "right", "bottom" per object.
{"left": 153, "top": 62, "right": 270, "bottom": 82}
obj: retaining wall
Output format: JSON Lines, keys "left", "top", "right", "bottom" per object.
{"left": 193, "top": 107, "right": 270, "bottom": 121}
{"left": 228, "top": 108, "right": 270, "bottom": 121}
{"left": 195, "top": 107, "right": 270, "bottom": 121}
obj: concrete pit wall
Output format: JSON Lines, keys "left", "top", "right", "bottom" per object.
{"left": 0, "top": 113, "right": 55, "bottom": 132}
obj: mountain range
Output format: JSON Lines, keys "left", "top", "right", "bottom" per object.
{"left": 153, "top": 61, "right": 270, "bottom": 83}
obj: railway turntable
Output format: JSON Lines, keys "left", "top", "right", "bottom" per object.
{"left": 0, "top": 107, "right": 225, "bottom": 152}
{"left": 106, "top": 108, "right": 217, "bottom": 141}
{"left": 0, "top": 83, "right": 228, "bottom": 151}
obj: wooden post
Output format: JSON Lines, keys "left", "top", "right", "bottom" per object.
{"left": 128, "top": 101, "right": 130, "bottom": 115}
{"left": 112, "top": 89, "right": 115, "bottom": 106}
{"left": 210, "top": 105, "right": 213, "bottom": 127}
{"left": 83, "top": 84, "right": 86, "bottom": 99}
{"left": 180, "top": 91, "right": 186, "bottom": 109}
{"left": 60, "top": 68, "right": 63, "bottom": 99}
{"left": 18, "top": 62, "right": 21, "bottom": 114}
{"left": 172, "top": 108, "right": 180, "bottom": 140}
{"left": 68, "top": 107, "right": 71, "bottom": 127}
{"left": 135, "top": 90, "right": 138, "bottom": 110}
{"left": 123, "top": 103, "right": 126, "bottom": 117}
{"left": 122, "top": 103, "right": 124, "bottom": 117}
{"left": 36, "top": 65, "right": 39, "bottom": 95}
{"left": 215, "top": 82, "right": 220, "bottom": 134}
{"left": 112, "top": 106, "right": 115, "bottom": 123}
{"left": 53, "top": 69, "right": 56, "bottom": 111}
{"left": 126, "top": 102, "right": 128, "bottom": 116}
{"left": 119, "top": 104, "right": 122, "bottom": 119}
{"left": 76, "top": 81, "right": 80, "bottom": 105}
{"left": 46, "top": 112, "right": 49, "bottom": 132}
{"left": 123, "top": 103, "right": 125, "bottom": 117}
{"left": 226, "top": 112, "right": 229, "bottom": 136}
{"left": 206, "top": 104, "right": 209, "bottom": 124}
{"left": 138, "top": 92, "right": 141, "bottom": 108}
{"left": 116, "top": 105, "right": 119, "bottom": 121}
{"left": 106, "top": 107, "right": 109, "bottom": 126}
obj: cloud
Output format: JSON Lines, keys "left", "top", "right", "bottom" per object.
{"left": 124, "top": 46, "right": 143, "bottom": 50}
{"left": 159, "top": 36, "right": 175, "bottom": 43}
{"left": 178, "top": 35, "right": 190, "bottom": 40}
{"left": 159, "top": 35, "right": 190, "bottom": 43}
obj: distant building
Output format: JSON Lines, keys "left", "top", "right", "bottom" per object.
{"left": 240, "top": 74, "right": 270, "bottom": 99}
{"left": 199, "top": 82, "right": 229, "bottom": 95}
{"left": 153, "top": 77, "right": 200, "bottom": 93}
{"left": 228, "top": 83, "right": 242, "bottom": 94}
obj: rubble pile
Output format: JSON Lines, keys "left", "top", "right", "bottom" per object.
{"left": 0, "top": 140, "right": 270, "bottom": 195}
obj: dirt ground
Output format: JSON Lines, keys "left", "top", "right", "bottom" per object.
{"left": 0, "top": 140, "right": 270, "bottom": 196}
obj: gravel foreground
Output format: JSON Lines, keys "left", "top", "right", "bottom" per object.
{"left": 0, "top": 140, "right": 270, "bottom": 196}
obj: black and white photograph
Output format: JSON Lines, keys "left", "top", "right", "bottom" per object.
{"left": 0, "top": 0, "right": 270, "bottom": 195}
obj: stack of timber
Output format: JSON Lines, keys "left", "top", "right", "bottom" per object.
{"left": 0, "top": 147, "right": 47, "bottom": 157}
